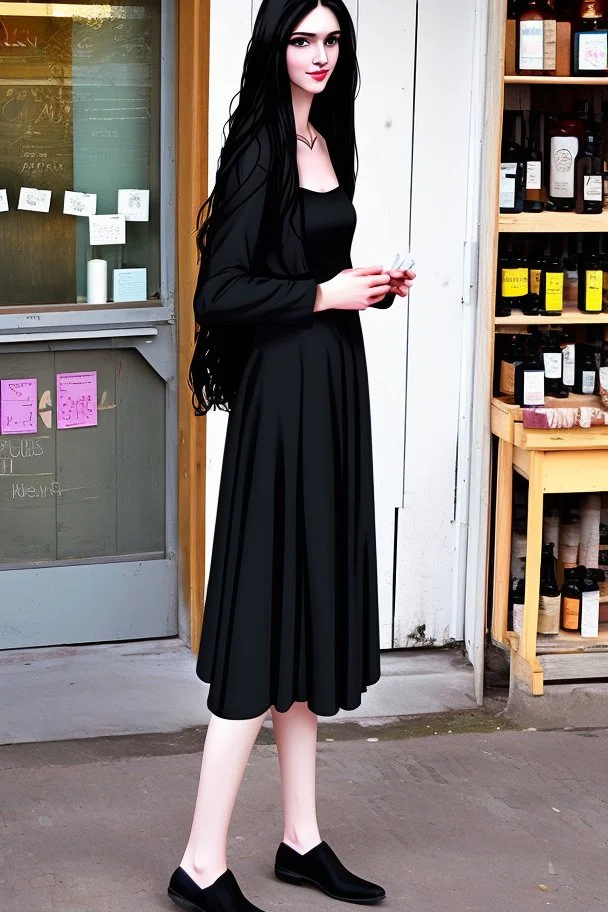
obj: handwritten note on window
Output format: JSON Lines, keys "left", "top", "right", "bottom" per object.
{"left": 1, "top": 379, "right": 38, "bottom": 435}
{"left": 89, "top": 214, "right": 126, "bottom": 246}
{"left": 57, "top": 372, "right": 98, "bottom": 430}
{"left": 0, "top": 189, "right": 8, "bottom": 213}
{"left": 18, "top": 188, "right": 52, "bottom": 213}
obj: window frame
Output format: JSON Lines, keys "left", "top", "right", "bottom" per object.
{"left": 0, "top": 0, "right": 176, "bottom": 333}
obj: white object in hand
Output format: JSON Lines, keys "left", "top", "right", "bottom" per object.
{"left": 390, "top": 251, "right": 415, "bottom": 271}
{"left": 87, "top": 259, "right": 108, "bottom": 305}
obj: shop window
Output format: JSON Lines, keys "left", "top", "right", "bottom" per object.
{"left": 0, "top": 2, "right": 161, "bottom": 307}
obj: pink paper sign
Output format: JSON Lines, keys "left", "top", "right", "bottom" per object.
{"left": 1, "top": 378, "right": 38, "bottom": 435}
{"left": 57, "top": 372, "right": 98, "bottom": 430}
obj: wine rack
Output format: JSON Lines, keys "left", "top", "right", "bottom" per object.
{"left": 487, "top": 0, "right": 608, "bottom": 695}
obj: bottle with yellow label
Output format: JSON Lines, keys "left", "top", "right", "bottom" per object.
{"left": 497, "top": 254, "right": 529, "bottom": 316}
{"left": 540, "top": 255, "right": 565, "bottom": 314}
{"left": 578, "top": 253, "right": 603, "bottom": 312}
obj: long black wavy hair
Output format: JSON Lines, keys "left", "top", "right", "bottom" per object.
{"left": 189, "top": 0, "right": 360, "bottom": 415}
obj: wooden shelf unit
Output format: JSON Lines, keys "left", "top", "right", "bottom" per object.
{"left": 487, "top": 10, "right": 608, "bottom": 695}
{"left": 499, "top": 211, "right": 608, "bottom": 232}
{"left": 495, "top": 309, "right": 608, "bottom": 326}
{"left": 505, "top": 75, "right": 608, "bottom": 85}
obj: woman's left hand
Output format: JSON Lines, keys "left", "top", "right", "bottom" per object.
{"left": 388, "top": 268, "right": 416, "bottom": 298}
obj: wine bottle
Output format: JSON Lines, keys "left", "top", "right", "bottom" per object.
{"left": 575, "top": 125, "right": 604, "bottom": 213}
{"left": 538, "top": 542, "right": 561, "bottom": 635}
{"left": 574, "top": 343, "right": 599, "bottom": 393}
{"left": 542, "top": 330, "right": 568, "bottom": 396}
{"left": 500, "top": 112, "right": 525, "bottom": 213}
{"left": 577, "top": 565, "right": 600, "bottom": 636}
{"left": 525, "top": 111, "right": 545, "bottom": 212}
{"left": 573, "top": 0, "right": 608, "bottom": 75}
{"left": 517, "top": 1, "right": 556, "bottom": 75}
{"left": 514, "top": 339, "right": 546, "bottom": 406}
{"left": 526, "top": 240, "right": 544, "bottom": 314}
{"left": 499, "top": 334, "right": 525, "bottom": 396}
{"left": 540, "top": 252, "right": 565, "bottom": 314}
{"left": 562, "top": 337, "right": 576, "bottom": 390}
{"left": 561, "top": 566, "right": 582, "bottom": 630}
{"left": 511, "top": 574, "right": 526, "bottom": 634}
{"left": 577, "top": 250, "right": 603, "bottom": 312}
{"left": 549, "top": 113, "right": 584, "bottom": 211}
{"left": 497, "top": 239, "right": 529, "bottom": 315}
{"left": 600, "top": 100, "right": 608, "bottom": 207}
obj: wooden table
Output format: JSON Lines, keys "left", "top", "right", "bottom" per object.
{"left": 491, "top": 396, "right": 608, "bottom": 695}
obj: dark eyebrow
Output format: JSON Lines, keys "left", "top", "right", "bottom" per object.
{"left": 291, "top": 30, "right": 341, "bottom": 37}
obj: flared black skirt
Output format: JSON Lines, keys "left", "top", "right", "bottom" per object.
{"left": 196, "top": 309, "right": 381, "bottom": 719}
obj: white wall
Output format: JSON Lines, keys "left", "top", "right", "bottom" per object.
{"left": 204, "top": 0, "right": 483, "bottom": 660}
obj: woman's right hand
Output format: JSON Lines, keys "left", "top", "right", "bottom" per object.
{"left": 314, "top": 266, "right": 393, "bottom": 312}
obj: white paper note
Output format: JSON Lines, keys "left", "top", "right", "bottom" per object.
{"left": 89, "top": 214, "right": 126, "bottom": 246}
{"left": 113, "top": 267, "right": 147, "bottom": 303}
{"left": 64, "top": 191, "right": 97, "bottom": 217}
{"left": 18, "top": 187, "right": 52, "bottom": 213}
{"left": 117, "top": 189, "right": 150, "bottom": 222}
{"left": 0, "top": 189, "right": 8, "bottom": 213}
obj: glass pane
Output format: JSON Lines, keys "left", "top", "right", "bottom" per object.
{"left": 0, "top": 2, "right": 161, "bottom": 307}
{"left": 0, "top": 348, "right": 166, "bottom": 563}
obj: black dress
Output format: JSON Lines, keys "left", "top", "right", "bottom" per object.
{"left": 196, "top": 185, "right": 381, "bottom": 719}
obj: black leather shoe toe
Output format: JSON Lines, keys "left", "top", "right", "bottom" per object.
{"left": 274, "top": 840, "right": 386, "bottom": 905}
{"left": 168, "top": 866, "right": 266, "bottom": 912}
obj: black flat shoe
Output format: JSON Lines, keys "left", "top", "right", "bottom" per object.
{"left": 274, "top": 840, "right": 386, "bottom": 905}
{"left": 168, "top": 866, "right": 267, "bottom": 912}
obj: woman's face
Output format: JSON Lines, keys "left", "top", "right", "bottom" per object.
{"left": 286, "top": 3, "right": 341, "bottom": 95}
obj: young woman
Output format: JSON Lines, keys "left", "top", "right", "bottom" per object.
{"left": 168, "top": 1, "right": 415, "bottom": 910}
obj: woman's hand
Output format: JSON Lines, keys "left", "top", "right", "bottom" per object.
{"left": 314, "top": 266, "right": 393, "bottom": 312}
{"left": 387, "top": 268, "right": 416, "bottom": 298}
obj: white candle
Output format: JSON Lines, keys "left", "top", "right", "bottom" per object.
{"left": 87, "top": 258, "right": 107, "bottom": 305}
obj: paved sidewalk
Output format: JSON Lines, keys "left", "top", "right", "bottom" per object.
{"left": 1, "top": 725, "right": 606, "bottom": 912}
{"left": 0, "top": 640, "right": 476, "bottom": 743}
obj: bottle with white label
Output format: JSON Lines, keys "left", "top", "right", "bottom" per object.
{"left": 542, "top": 331, "right": 568, "bottom": 397}
{"left": 517, "top": 1, "right": 557, "bottom": 75}
{"left": 500, "top": 112, "right": 525, "bottom": 213}
{"left": 576, "top": 128, "right": 604, "bottom": 214}
{"left": 514, "top": 344, "right": 546, "bottom": 406}
{"left": 574, "top": 344, "right": 598, "bottom": 394}
{"left": 573, "top": 0, "right": 608, "bottom": 76}
{"left": 549, "top": 114, "right": 584, "bottom": 211}
{"left": 524, "top": 111, "right": 544, "bottom": 212}
{"left": 562, "top": 340, "right": 576, "bottom": 391}
{"left": 577, "top": 565, "right": 600, "bottom": 637}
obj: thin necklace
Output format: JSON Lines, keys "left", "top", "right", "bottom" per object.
{"left": 296, "top": 128, "right": 318, "bottom": 150}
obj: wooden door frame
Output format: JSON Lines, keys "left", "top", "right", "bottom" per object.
{"left": 176, "top": 0, "right": 210, "bottom": 651}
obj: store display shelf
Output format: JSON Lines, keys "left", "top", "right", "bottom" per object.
{"left": 499, "top": 211, "right": 608, "bottom": 232}
{"left": 536, "top": 623, "right": 608, "bottom": 654}
{"left": 495, "top": 308, "right": 608, "bottom": 326}
{"left": 504, "top": 75, "right": 608, "bottom": 85}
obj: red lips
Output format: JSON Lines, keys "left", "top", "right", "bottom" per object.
{"left": 308, "top": 70, "right": 329, "bottom": 81}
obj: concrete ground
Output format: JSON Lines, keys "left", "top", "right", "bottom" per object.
{"left": 2, "top": 725, "right": 607, "bottom": 912}
{"left": 0, "top": 638, "right": 477, "bottom": 744}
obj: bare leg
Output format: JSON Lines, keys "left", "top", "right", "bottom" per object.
{"left": 270, "top": 701, "right": 322, "bottom": 854}
{"left": 179, "top": 709, "right": 269, "bottom": 888}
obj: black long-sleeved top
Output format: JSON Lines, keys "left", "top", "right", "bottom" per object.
{"left": 193, "top": 129, "right": 395, "bottom": 329}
